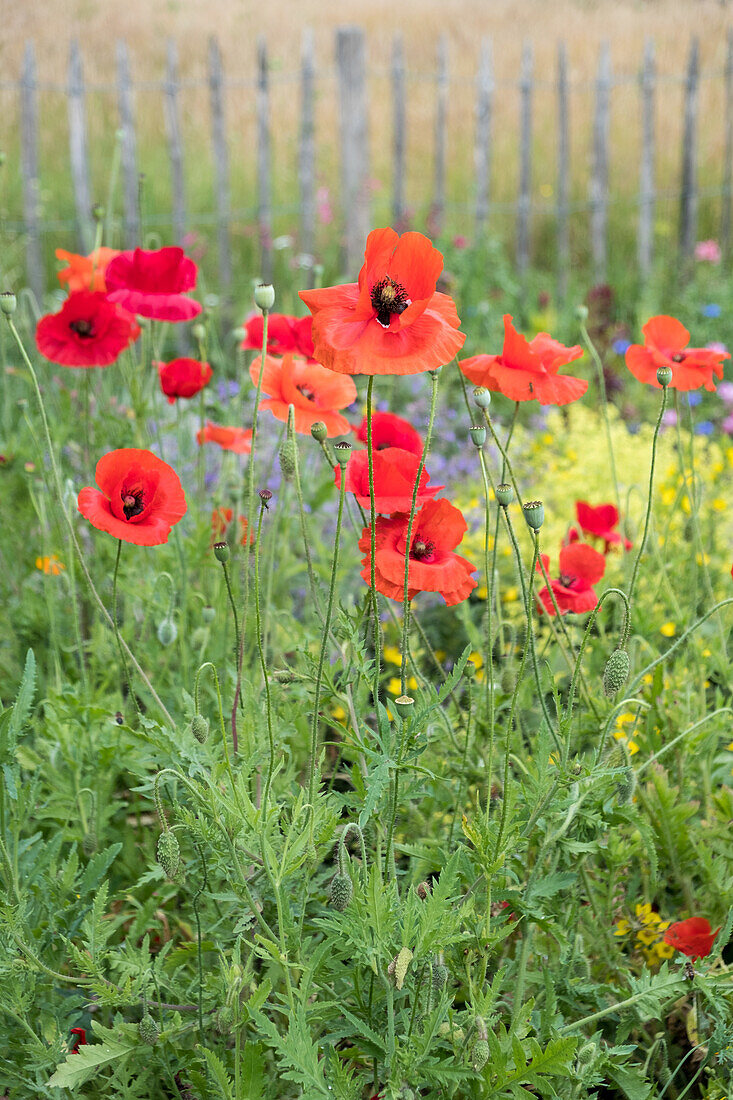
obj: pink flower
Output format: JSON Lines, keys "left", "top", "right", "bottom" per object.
{"left": 317, "top": 187, "right": 333, "bottom": 226}
{"left": 452, "top": 235, "right": 468, "bottom": 249}
{"left": 694, "top": 240, "right": 721, "bottom": 263}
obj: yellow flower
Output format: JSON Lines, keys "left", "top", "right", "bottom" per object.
{"left": 642, "top": 673, "right": 654, "bottom": 685}
{"left": 614, "top": 919, "right": 631, "bottom": 937}
{"left": 655, "top": 941, "right": 675, "bottom": 960}
{"left": 635, "top": 903, "right": 653, "bottom": 920}
{"left": 660, "top": 487, "right": 676, "bottom": 506}
{"left": 476, "top": 585, "right": 488, "bottom": 600}
{"left": 617, "top": 712, "right": 636, "bottom": 726}
{"left": 636, "top": 928, "right": 658, "bottom": 946}
{"left": 712, "top": 498, "right": 726, "bottom": 512}
{"left": 469, "top": 651, "right": 484, "bottom": 670}
{"left": 503, "top": 586, "right": 519, "bottom": 603}
{"left": 331, "top": 704, "right": 347, "bottom": 721}
{"left": 36, "top": 554, "right": 65, "bottom": 575}
{"left": 660, "top": 622, "right": 676, "bottom": 637}
{"left": 434, "top": 649, "right": 446, "bottom": 662}
{"left": 383, "top": 645, "right": 402, "bottom": 667}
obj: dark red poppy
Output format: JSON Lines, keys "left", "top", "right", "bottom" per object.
{"left": 69, "top": 1027, "right": 87, "bottom": 1053}
{"left": 196, "top": 422, "right": 253, "bottom": 453}
{"left": 460, "top": 314, "right": 586, "bottom": 405}
{"left": 358, "top": 498, "right": 476, "bottom": 606}
{"left": 337, "top": 447, "right": 442, "bottom": 513}
{"left": 249, "top": 353, "right": 357, "bottom": 436}
{"left": 536, "top": 543, "right": 605, "bottom": 615}
{"left": 356, "top": 411, "right": 423, "bottom": 457}
{"left": 574, "top": 501, "right": 632, "bottom": 553}
{"left": 78, "top": 448, "right": 187, "bottom": 546}
{"left": 625, "top": 316, "right": 729, "bottom": 392}
{"left": 157, "top": 358, "right": 213, "bottom": 404}
{"left": 300, "top": 227, "right": 465, "bottom": 376}
{"left": 242, "top": 313, "right": 315, "bottom": 360}
{"left": 105, "top": 247, "right": 202, "bottom": 322}
{"left": 663, "top": 917, "right": 720, "bottom": 961}
{"left": 35, "top": 290, "right": 140, "bottom": 368}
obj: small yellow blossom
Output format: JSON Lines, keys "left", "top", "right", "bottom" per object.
{"left": 660, "top": 622, "right": 676, "bottom": 638}
{"left": 503, "top": 586, "right": 519, "bottom": 603}
{"left": 36, "top": 554, "right": 65, "bottom": 575}
{"left": 660, "top": 487, "right": 676, "bottom": 507}
{"left": 614, "top": 919, "right": 631, "bottom": 937}
{"left": 331, "top": 704, "right": 347, "bottom": 722}
{"left": 383, "top": 645, "right": 402, "bottom": 667}
{"left": 476, "top": 585, "right": 488, "bottom": 600}
{"left": 388, "top": 676, "right": 417, "bottom": 695}
{"left": 712, "top": 498, "right": 726, "bottom": 512}
{"left": 696, "top": 553, "right": 710, "bottom": 566}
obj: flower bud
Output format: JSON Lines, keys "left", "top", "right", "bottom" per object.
{"left": 473, "top": 386, "right": 491, "bottom": 409}
{"left": 254, "top": 283, "right": 275, "bottom": 312}
{"left": 156, "top": 830, "right": 180, "bottom": 879}
{"left": 138, "top": 1013, "right": 160, "bottom": 1045}
{"left": 310, "top": 421, "right": 327, "bottom": 443}
{"left": 615, "top": 766, "right": 636, "bottom": 805}
{"left": 329, "top": 872, "right": 353, "bottom": 911}
{"left": 431, "top": 959, "right": 449, "bottom": 995}
{"left": 523, "top": 500, "right": 545, "bottom": 531}
{"left": 471, "top": 1039, "right": 490, "bottom": 1072}
{"left": 0, "top": 292, "right": 17, "bottom": 316}
{"left": 603, "top": 648, "right": 630, "bottom": 698}
{"left": 190, "top": 714, "right": 210, "bottom": 744}
{"left": 495, "top": 483, "right": 513, "bottom": 507}
{"left": 157, "top": 617, "right": 177, "bottom": 647}
{"left": 574, "top": 304, "right": 589, "bottom": 322}
{"left": 463, "top": 660, "right": 477, "bottom": 680}
{"left": 232, "top": 325, "right": 247, "bottom": 342}
{"left": 577, "top": 1041, "right": 596, "bottom": 1067}
{"left": 656, "top": 365, "right": 673, "bottom": 388}
{"left": 334, "top": 440, "right": 352, "bottom": 467}
{"left": 82, "top": 831, "right": 97, "bottom": 856}
{"left": 469, "top": 424, "right": 486, "bottom": 447}
{"left": 202, "top": 605, "right": 216, "bottom": 623}
{"left": 394, "top": 694, "right": 414, "bottom": 719}
{"left": 278, "top": 438, "right": 297, "bottom": 480}
{"left": 273, "top": 668, "right": 297, "bottom": 683}
{"left": 191, "top": 322, "right": 206, "bottom": 343}
{"left": 213, "top": 541, "right": 230, "bottom": 563}
{"left": 416, "top": 880, "right": 432, "bottom": 899}
{"left": 91, "top": 202, "right": 104, "bottom": 221}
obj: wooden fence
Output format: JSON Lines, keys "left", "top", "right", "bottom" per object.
{"left": 6, "top": 26, "right": 733, "bottom": 304}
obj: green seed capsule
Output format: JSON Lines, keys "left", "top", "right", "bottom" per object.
{"left": 138, "top": 1013, "right": 160, "bottom": 1045}
{"left": 329, "top": 872, "right": 353, "bottom": 912}
{"left": 157, "top": 830, "right": 180, "bottom": 879}
{"left": 472, "top": 1038, "right": 490, "bottom": 1072}
{"left": 603, "top": 648, "right": 630, "bottom": 697}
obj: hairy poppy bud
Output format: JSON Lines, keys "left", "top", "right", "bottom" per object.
{"left": 310, "top": 421, "right": 327, "bottom": 443}
{"left": 279, "top": 438, "right": 297, "bottom": 480}
{"left": 334, "top": 440, "right": 352, "bottom": 467}
{"left": 577, "top": 1042, "right": 596, "bottom": 1067}
{"left": 656, "top": 365, "right": 673, "bottom": 388}
{"left": 330, "top": 872, "right": 353, "bottom": 911}
{"left": 138, "top": 1013, "right": 160, "bottom": 1045}
{"left": 213, "top": 541, "right": 230, "bottom": 563}
{"left": 495, "top": 483, "right": 514, "bottom": 508}
{"left": 254, "top": 283, "right": 275, "bottom": 312}
{"left": 523, "top": 500, "right": 545, "bottom": 531}
{"left": 157, "top": 617, "right": 177, "bottom": 647}
{"left": 574, "top": 304, "right": 589, "bottom": 322}
{"left": 463, "top": 660, "right": 477, "bottom": 680}
{"left": 156, "top": 830, "right": 180, "bottom": 879}
{"left": 472, "top": 1039, "right": 490, "bottom": 1072}
{"left": 469, "top": 425, "right": 486, "bottom": 447}
{"left": 394, "top": 694, "right": 414, "bottom": 719}
{"left": 190, "top": 714, "right": 210, "bottom": 744}
{"left": 91, "top": 203, "right": 104, "bottom": 221}
{"left": 191, "top": 322, "right": 206, "bottom": 343}
{"left": 0, "top": 292, "right": 17, "bottom": 316}
{"left": 202, "top": 605, "right": 216, "bottom": 623}
{"left": 603, "top": 648, "right": 630, "bottom": 698}
{"left": 431, "top": 960, "right": 449, "bottom": 995}
{"left": 615, "top": 766, "right": 636, "bottom": 805}
{"left": 473, "top": 386, "right": 491, "bottom": 409}
{"left": 416, "top": 880, "right": 431, "bottom": 899}
{"left": 82, "top": 831, "right": 97, "bottom": 856}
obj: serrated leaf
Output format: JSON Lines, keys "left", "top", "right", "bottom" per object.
{"left": 358, "top": 760, "right": 391, "bottom": 828}
{"left": 47, "top": 1024, "right": 135, "bottom": 1088}
{"left": 394, "top": 946, "right": 413, "bottom": 990}
{"left": 8, "top": 649, "right": 36, "bottom": 745}
{"left": 202, "top": 1047, "right": 234, "bottom": 1099}
{"left": 78, "top": 842, "right": 123, "bottom": 896}
{"left": 240, "top": 1042, "right": 265, "bottom": 1099}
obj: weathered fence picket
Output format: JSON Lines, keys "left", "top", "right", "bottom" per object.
{"left": 67, "top": 40, "right": 93, "bottom": 253}
{"left": 721, "top": 28, "right": 733, "bottom": 257}
{"left": 590, "top": 42, "right": 611, "bottom": 283}
{"left": 474, "top": 37, "right": 493, "bottom": 233}
{"left": 516, "top": 42, "right": 533, "bottom": 279}
{"left": 336, "top": 26, "right": 369, "bottom": 274}
{"left": 257, "top": 36, "right": 272, "bottom": 282}
{"left": 392, "top": 34, "right": 407, "bottom": 229}
{"left": 20, "top": 42, "right": 43, "bottom": 303}
{"left": 679, "top": 37, "right": 700, "bottom": 263}
{"left": 299, "top": 29, "right": 316, "bottom": 259}
{"left": 556, "top": 42, "right": 570, "bottom": 302}
{"left": 638, "top": 40, "right": 656, "bottom": 279}
{"left": 208, "top": 37, "right": 232, "bottom": 290}
{"left": 432, "top": 34, "right": 449, "bottom": 235}
{"left": 164, "top": 39, "right": 186, "bottom": 248}
{"left": 116, "top": 40, "right": 139, "bottom": 248}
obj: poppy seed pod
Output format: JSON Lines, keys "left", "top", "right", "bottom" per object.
{"left": 190, "top": 714, "right": 210, "bottom": 744}
{"left": 191, "top": 322, "right": 206, "bottom": 343}
{"left": 603, "top": 648, "right": 630, "bottom": 697}
{"left": 656, "top": 365, "right": 673, "bottom": 388}
{"left": 157, "top": 617, "right": 178, "bottom": 647}
{"left": 334, "top": 440, "right": 352, "bottom": 467}
{"left": 495, "top": 483, "right": 514, "bottom": 507}
{"left": 138, "top": 1013, "right": 160, "bottom": 1045}
{"left": 469, "top": 424, "right": 486, "bottom": 447}
{"left": 254, "top": 283, "right": 275, "bottom": 312}
{"left": 523, "top": 500, "right": 545, "bottom": 531}
{"left": 0, "top": 292, "right": 17, "bottom": 315}
{"left": 259, "top": 488, "right": 273, "bottom": 505}
{"left": 472, "top": 1039, "right": 490, "bottom": 1072}
{"left": 213, "top": 541, "right": 230, "bottom": 563}
{"left": 574, "top": 304, "right": 589, "bottom": 322}
{"left": 473, "top": 386, "right": 491, "bottom": 409}
{"left": 156, "top": 830, "right": 180, "bottom": 879}
{"left": 202, "top": 606, "right": 216, "bottom": 623}
{"left": 394, "top": 694, "right": 414, "bottom": 719}
{"left": 310, "top": 421, "right": 327, "bottom": 443}
{"left": 329, "top": 872, "right": 353, "bottom": 911}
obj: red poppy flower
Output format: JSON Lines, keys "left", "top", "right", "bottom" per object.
{"left": 625, "top": 316, "right": 729, "bottom": 392}
{"left": 157, "top": 358, "right": 213, "bottom": 404}
{"left": 35, "top": 290, "right": 141, "bottom": 368}
{"left": 69, "top": 1027, "right": 87, "bottom": 1053}
{"left": 536, "top": 543, "right": 605, "bottom": 615}
{"left": 56, "top": 247, "right": 120, "bottom": 293}
{"left": 249, "top": 353, "right": 357, "bottom": 436}
{"left": 460, "top": 315, "right": 586, "bottom": 405}
{"left": 77, "top": 448, "right": 187, "bottom": 546}
{"left": 663, "top": 917, "right": 720, "bottom": 961}
{"left": 299, "top": 227, "right": 465, "bottom": 376}
{"left": 356, "top": 411, "right": 423, "bottom": 457}
{"left": 574, "top": 501, "right": 632, "bottom": 553}
{"left": 358, "top": 498, "right": 477, "bottom": 606}
{"left": 105, "top": 247, "right": 202, "bottom": 322}
{"left": 211, "top": 507, "right": 252, "bottom": 545}
{"left": 196, "top": 422, "right": 252, "bottom": 453}
{"left": 337, "top": 447, "right": 443, "bottom": 513}
{"left": 242, "top": 313, "right": 315, "bottom": 360}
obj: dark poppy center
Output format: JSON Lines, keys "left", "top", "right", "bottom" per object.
{"left": 559, "top": 573, "right": 580, "bottom": 589}
{"left": 410, "top": 536, "right": 435, "bottom": 561}
{"left": 69, "top": 318, "right": 95, "bottom": 339}
{"left": 370, "top": 277, "right": 410, "bottom": 329}
{"left": 122, "top": 490, "right": 145, "bottom": 519}
{"left": 672, "top": 353, "right": 685, "bottom": 363}
{"left": 296, "top": 383, "right": 315, "bottom": 402}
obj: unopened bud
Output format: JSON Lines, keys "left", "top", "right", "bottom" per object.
{"left": 82, "top": 832, "right": 97, "bottom": 856}
{"left": 310, "top": 421, "right": 327, "bottom": 443}
{"left": 469, "top": 425, "right": 486, "bottom": 447}
{"left": 259, "top": 488, "right": 272, "bottom": 507}
{"left": 254, "top": 283, "right": 275, "bottom": 312}
{"left": 416, "top": 880, "right": 431, "bottom": 899}
{"left": 463, "top": 660, "right": 477, "bottom": 680}
{"left": 615, "top": 766, "right": 636, "bottom": 805}
{"left": 191, "top": 322, "right": 206, "bottom": 343}
{"left": 156, "top": 830, "right": 180, "bottom": 878}
{"left": 431, "top": 960, "right": 449, "bottom": 995}
{"left": 213, "top": 541, "right": 230, "bottom": 563}
{"left": 190, "top": 714, "right": 210, "bottom": 744}
{"left": 473, "top": 386, "right": 491, "bottom": 409}
{"left": 232, "top": 326, "right": 247, "bottom": 342}
{"left": 656, "top": 365, "right": 673, "bottom": 388}
{"left": 495, "top": 483, "right": 513, "bottom": 507}
{"left": 577, "top": 1041, "right": 596, "bottom": 1067}
{"left": 329, "top": 872, "right": 353, "bottom": 911}
{"left": 278, "top": 438, "right": 297, "bottom": 480}
{"left": 202, "top": 605, "right": 216, "bottom": 623}
{"left": 138, "top": 1013, "right": 160, "bottom": 1045}
{"left": 523, "top": 500, "right": 545, "bottom": 531}
{"left": 0, "top": 292, "right": 17, "bottom": 316}
{"left": 603, "top": 648, "right": 630, "bottom": 697}
{"left": 334, "top": 441, "right": 352, "bottom": 467}
{"left": 472, "top": 1039, "right": 490, "bottom": 1072}
{"left": 574, "top": 304, "right": 589, "bottom": 322}
{"left": 91, "top": 203, "right": 104, "bottom": 222}
{"left": 157, "top": 617, "right": 177, "bottom": 647}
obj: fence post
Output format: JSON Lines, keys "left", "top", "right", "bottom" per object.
{"left": 164, "top": 39, "right": 187, "bottom": 247}
{"left": 721, "top": 28, "right": 733, "bottom": 260}
{"left": 431, "top": 34, "right": 448, "bottom": 235}
{"left": 590, "top": 41, "right": 611, "bottom": 283}
{"left": 67, "top": 40, "right": 93, "bottom": 253}
{"left": 638, "top": 39, "right": 656, "bottom": 281}
{"left": 116, "top": 40, "right": 140, "bottom": 248}
{"left": 392, "top": 33, "right": 406, "bottom": 229}
{"left": 257, "top": 36, "right": 272, "bottom": 282}
{"left": 679, "top": 36, "right": 700, "bottom": 264}
{"left": 336, "top": 26, "right": 370, "bottom": 274}
{"left": 21, "top": 42, "right": 44, "bottom": 302}
{"left": 208, "top": 36, "right": 232, "bottom": 291}
{"left": 474, "top": 37, "right": 493, "bottom": 235}
{"left": 556, "top": 41, "right": 570, "bottom": 303}
{"left": 299, "top": 29, "right": 316, "bottom": 259}
{"left": 516, "top": 42, "right": 533, "bottom": 280}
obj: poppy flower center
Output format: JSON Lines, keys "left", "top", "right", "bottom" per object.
{"left": 296, "top": 383, "right": 315, "bottom": 402}
{"left": 121, "top": 490, "right": 145, "bottom": 519}
{"left": 370, "top": 277, "right": 411, "bottom": 328}
{"left": 69, "top": 318, "right": 95, "bottom": 339}
{"left": 672, "top": 353, "right": 686, "bottom": 363}
{"left": 410, "top": 536, "right": 436, "bottom": 562}
{"left": 559, "top": 572, "right": 580, "bottom": 589}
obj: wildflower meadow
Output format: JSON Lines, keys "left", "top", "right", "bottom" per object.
{"left": 2, "top": 184, "right": 733, "bottom": 1100}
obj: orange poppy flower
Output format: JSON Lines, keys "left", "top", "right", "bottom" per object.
{"left": 299, "top": 227, "right": 465, "bottom": 376}
{"left": 625, "top": 315, "right": 729, "bottom": 392}
{"left": 461, "top": 315, "right": 586, "bottom": 405}
{"left": 249, "top": 352, "right": 357, "bottom": 436}
{"left": 35, "top": 554, "right": 65, "bottom": 575}
{"left": 56, "top": 248, "right": 120, "bottom": 293}
{"left": 211, "top": 507, "right": 253, "bottom": 545}
{"left": 196, "top": 422, "right": 252, "bottom": 453}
